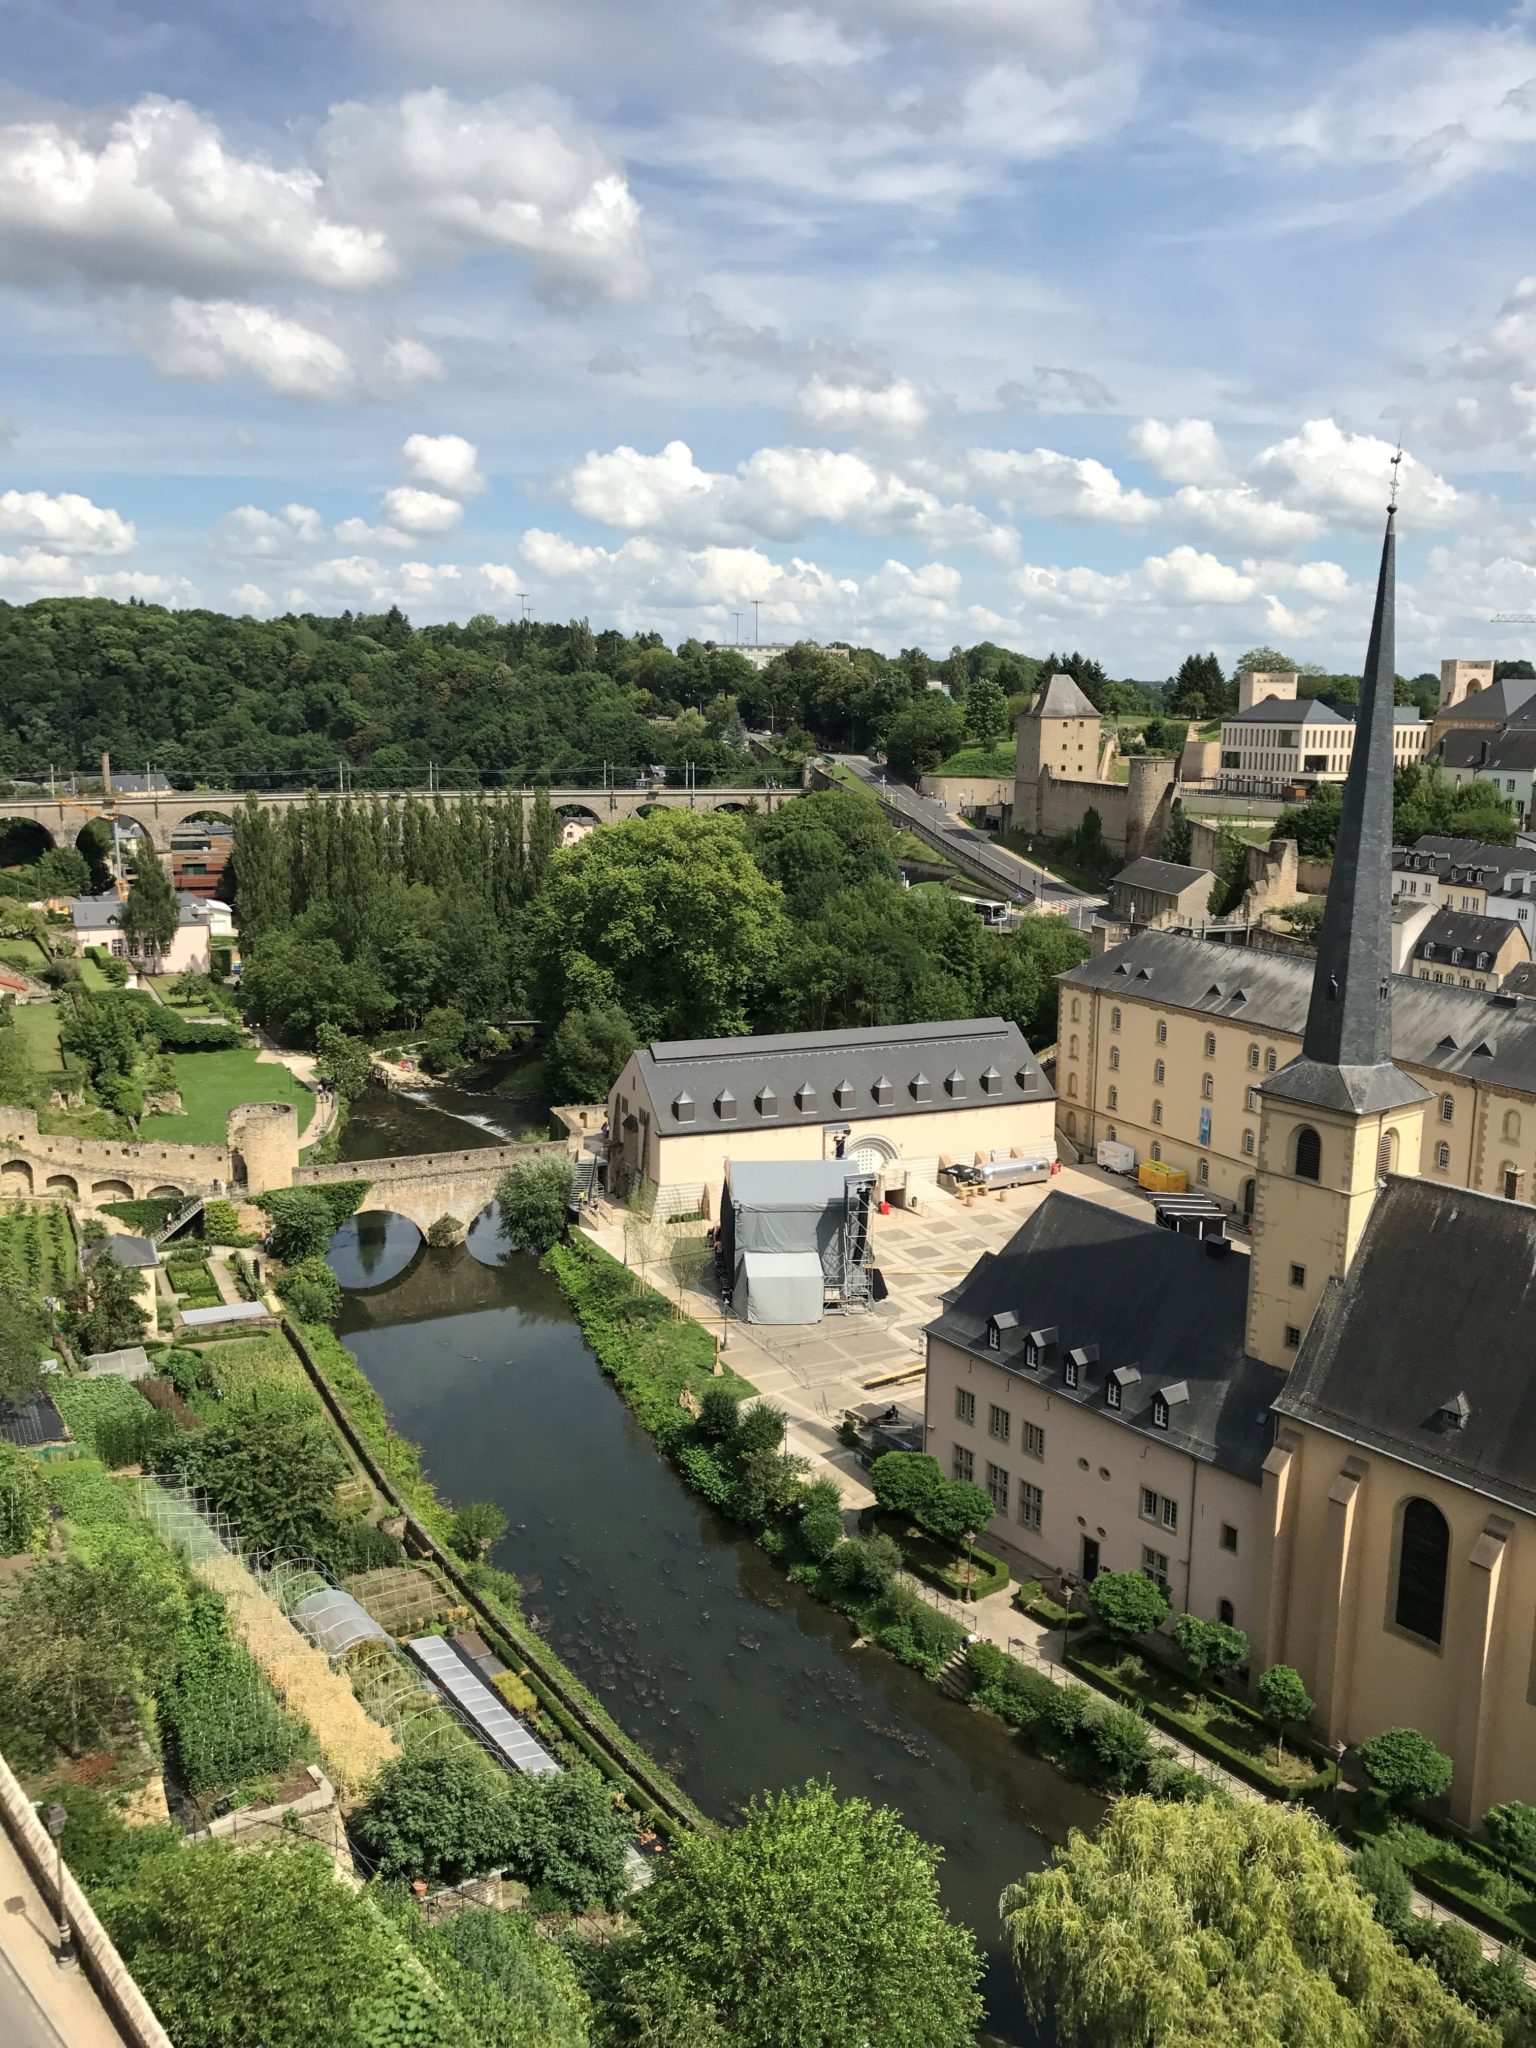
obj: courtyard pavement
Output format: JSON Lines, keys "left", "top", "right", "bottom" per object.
{"left": 582, "top": 1162, "right": 1154, "bottom": 1509}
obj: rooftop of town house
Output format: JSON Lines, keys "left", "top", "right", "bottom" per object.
{"left": 1110, "top": 858, "right": 1211, "bottom": 897}
{"left": 1411, "top": 907, "right": 1530, "bottom": 969}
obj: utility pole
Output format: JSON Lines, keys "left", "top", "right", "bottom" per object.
{"left": 733, "top": 611, "right": 742, "bottom": 645}
{"left": 752, "top": 600, "right": 761, "bottom": 646}
{"left": 516, "top": 592, "right": 530, "bottom": 625}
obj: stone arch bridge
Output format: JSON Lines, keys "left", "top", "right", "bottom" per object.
{"left": 0, "top": 783, "right": 798, "bottom": 856}
{"left": 296, "top": 1140, "right": 573, "bottom": 1237}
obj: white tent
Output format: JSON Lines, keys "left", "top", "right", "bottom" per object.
{"left": 733, "top": 1249, "right": 825, "bottom": 1325}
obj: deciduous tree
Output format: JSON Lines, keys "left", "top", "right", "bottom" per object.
{"left": 1088, "top": 1568, "right": 1170, "bottom": 1645}
{"left": 496, "top": 1156, "right": 575, "bottom": 1252}
{"left": 121, "top": 848, "right": 179, "bottom": 962}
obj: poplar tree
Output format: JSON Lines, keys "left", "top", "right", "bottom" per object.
{"left": 121, "top": 847, "right": 179, "bottom": 963}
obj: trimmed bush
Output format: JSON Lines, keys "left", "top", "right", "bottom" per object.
{"left": 1485, "top": 1800, "right": 1536, "bottom": 1869}
{"left": 1356, "top": 1726, "right": 1455, "bottom": 1809}
{"left": 1088, "top": 1569, "right": 1170, "bottom": 1644}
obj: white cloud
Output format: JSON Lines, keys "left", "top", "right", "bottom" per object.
{"left": 401, "top": 432, "right": 485, "bottom": 498}
{"left": 795, "top": 372, "right": 930, "bottom": 434}
{"left": 1010, "top": 545, "right": 1361, "bottom": 639}
{"left": 379, "top": 337, "right": 447, "bottom": 390}
{"left": 230, "top": 582, "right": 272, "bottom": 612}
{"left": 0, "top": 489, "right": 135, "bottom": 555}
{"left": 564, "top": 439, "right": 1015, "bottom": 556}
{"left": 214, "top": 504, "right": 324, "bottom": 560}
{"left": 960, "top": 446, "right": 1159, "bottom": 524}
{"left": 0, "top": 95, "right": 390, "bottom": 294}
{"left": 285, "top": 555, "right": 465, "bottom": 610}
{"left": 319, "top": 88, "right": 649, "bottom": 303}
{"left": 379, "top": 486, "right": 464, "bottom": 535}
{"left": 1252, "top": 418, "right": 1463, "bottom": 527}
{"left": 144, "top": 300, "right": 358, "bottom": 400}
{"left": 0, "top": 88, "right": 646, "bottom": 305}
{"left": 0, "top": 548, "right": 190, "bottom": 602}
{"left": 1414, "top": 276, "right": 1536, "bottom": 459}
{"left": 1168, "top": 486, "right": 1324, "bottom": 551}
{"left": 1129, "top": 417, "right": 1233, "bottom": 486}
{"left": 739, "top": 10, "right": 878, "bottom": 67}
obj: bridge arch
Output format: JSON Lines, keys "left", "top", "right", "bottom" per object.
{"left": 328, "top": 1208, "right": 424, "bottom": 1290}
{"left": 556, "top": 802, "right": 604, "bottom": 825}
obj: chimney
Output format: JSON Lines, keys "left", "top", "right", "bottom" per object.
{"left": 101, "top": 751, "right": 112, "bottom": 798}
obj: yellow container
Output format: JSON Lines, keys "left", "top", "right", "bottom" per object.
{"left": 1137, "top": 1161, "right": 1188, "bottom": 1193}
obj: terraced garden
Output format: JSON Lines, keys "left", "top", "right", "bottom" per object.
{"left": 0, "top": 1200, "right": 75, "bottom": 1302}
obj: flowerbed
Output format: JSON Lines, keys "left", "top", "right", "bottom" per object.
{"left": 1067, "top": 1636, "right": 1334, "bottom": 1798}
{"left": 866, "top": 1510, "right": 1008, "bottom": 1602}
{"left": 1341, "top": 1798, "right": 1536, "bottom": 1948}
{"left": 1014, "top": 1578, "right": 1087, "bottom": 1631}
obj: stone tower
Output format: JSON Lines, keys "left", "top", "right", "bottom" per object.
{"left": 1439, "top": 658, "right": 1495, "bottom": 710}
{"left": 1124, "top": 756, "right": 1178, "bottom": 861}
{"left": 226, "top": 1102, "right": 300, "bottom": 1195}
{"left": 1013, "top": 672, "right": 1102, "bottom": 833}
{"left": 1246, "top": 506, "right": 1428, "bottom": 1370}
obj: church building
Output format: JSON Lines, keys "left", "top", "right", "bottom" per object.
{"left": 926, "top": 501, "right": 1536, "bottom": 1823}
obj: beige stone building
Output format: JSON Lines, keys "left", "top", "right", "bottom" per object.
{"left": 1105, "top": 857, "right": 1214, "bottom": 932}
{"left": 1013, "top": 673, "right": 1175, "bottom": 858}
{"left": 1407, "top": 907, "right": 1529, "bottom": 991}
{"left": 1215, "top": 698, "right": 1427, "bottom": 796}
{"left": 926, "top": 510, "right": 1536, "bottom": 1821}
{"left": 606, "top": 1018, "right": 1054, "bottom": 1219}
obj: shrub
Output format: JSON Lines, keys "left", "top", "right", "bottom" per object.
{"left": 869, "top": 1450, "right": 947, "bottom": 1522}
{"left": 1082, "top": 1697, "right": 1152, "bottom": 1787}
{"left": 963, "top": 1641, "right": 1057, "bottom": 1732}
{"left": 875, "top": 1589, "right": 966, "bottom": 1675}
{"left": 1088, "top": 1569, "right": 1170, "bottom": 1644}
{"left": 449, "top": 1500, "right": 509, "bottom": 1563}
{"left": 1351, "top": 1838, "right": 1415, "bottom": 1933}
{"left": 201, "top": 1200, "right": 246, "bottom": 1246}
{"left": 261, "top": 1189, "right": 336, "bottom": 1264}
{"left": 731, "top": 1400, "right": 788, "bottom": 1457}
{"left": 1042, "top": 1681, "right": 1093, "bottom": 1743}
{"left": 1356, "top": 1727, "right": 1454, "bottom": 1809}
{"left": 0, "top": 1441, "right": 49, "bottom": 1554}
{"left": 1484, "top": 1800, "right": 1536, "bottom": 1869}
{"left": 827, "top": 1532, "right": 902, "bottom": 1601}
{"left": 46, "top": 1783, "right": 180, "bottom": 1891}
{"left": 696, "top": 1384, "right": 740, "bottom": 1443}
{"left": 799, "top": 1495, "right": 845, "bottom": 1563}
{"left": 157, "top": 1346, "right": 207, "bottom": 1399}
{"left": 676, "top": 1442, "right": 734, "bottom": 1507}
{"left": 427, "top": 1214, "right": 463, "bottom": 1248}
{"left": 275, "top": 1257, "right": 342, "bottom": 1324}
{"left": 1144, "top": 1753, "right": 1222, "bottom": 1804}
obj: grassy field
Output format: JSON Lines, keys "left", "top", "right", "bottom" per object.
{"left": 76, "top": 956, "right": 114, "bottom": 992}
{"left": 0, "top": 936, "right": 48, "bottom": 972}
{"left": 10, "top": 997, "right": 62, "bottom": 1070}
{"left": 138, "top": 1048, "right": 315, "bottom": 1146}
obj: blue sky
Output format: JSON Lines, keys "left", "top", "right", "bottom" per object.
{"left": 2, "top": 0, "right": 1535, "bottom": 672}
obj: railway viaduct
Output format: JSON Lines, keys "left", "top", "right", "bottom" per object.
{"left": 0, "top": 783, "right": 797, "bottom": 856}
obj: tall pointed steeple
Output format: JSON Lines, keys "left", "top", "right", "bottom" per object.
{"left": 1263, "top": 502, "right": 1426, "bottom": 1116}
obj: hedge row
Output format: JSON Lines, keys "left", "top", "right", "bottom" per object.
{"left": 1066, "top": 1641, "right": 1334, "bottom": 1800}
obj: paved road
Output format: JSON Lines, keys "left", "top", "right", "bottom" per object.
{"left": 829, "top": 756, "right": 1104, "bottom": 930}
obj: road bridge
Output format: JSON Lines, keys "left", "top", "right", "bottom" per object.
{"left": 297, "top": 1139, "right": 572, "bottom": 1238}
{"left": 0, "top": 783, "right": 798, "bottom": 855}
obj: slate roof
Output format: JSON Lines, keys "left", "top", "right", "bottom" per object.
{"left": 1061, "top": 928, "right": 1536, "bottom": 1098}
{"left": 926, "top": 1191, "right": 1285, "bottom": 1483}
{"left": 1275, "top": 1177, "right": 1536, "bottom": 1516}
{"left": 1224, "top": 698, "right": 1351, "bottom": 726}
{"left": 1111, "top": 858, "right": 1212, "bottom": 897}
{"left": 1412, "top": 907, "right": 1529, "bottom": 969}
{"left": 84, "top": 1234, "right": 158, "bottom": 1271}
{"left": 1030, "top": 672, "right": 1100, "bottom": 720}
{"left": 1443, "top": 678, "right": 1536, "bottom": 724}
{"left": 1434, "top": 730, "right": 1536, "bottom": 775}
{"left": 631, "top": 1017, "right": 1051, "bottom": 1138}
{"left": 1504, "top": 962, "right": 1536, "bottom": 998}
{"left": 71, "top": 892, "right": 125, "bottom": 931}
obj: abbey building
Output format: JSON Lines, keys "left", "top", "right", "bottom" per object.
{"left": 926, "top": 505, "right": 1536, "bottom": 1822}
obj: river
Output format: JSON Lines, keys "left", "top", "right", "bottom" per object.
{"left": 328, "top": 1074, "right": 1097, "bottom": 2042}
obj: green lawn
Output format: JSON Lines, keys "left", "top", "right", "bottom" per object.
{"left": 138, "top": 1048, "right": 315, "bottom": 1146}
{"left": 0, "top": 936, "right": 48, "bottom": 971}
{"left": 10, "top": 997, "right": 62, "bottom": 1070}
{"left": 76, "top": 956, "right": 114, "bottom": 991}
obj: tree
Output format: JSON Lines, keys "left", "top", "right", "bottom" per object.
{"left": 34, "top": 845, "right": 91, "bottom": 897}
{"left": 963, "top": 675, "right": 1008, "bottom": 749}
{"left": 496, "top": 1156, "right": 575, "bottom": 1252}
{"left": 354, "top": 1746, "right": 514, "bottom": 1884}
{"left": 1234, "top": 645, "right": 1298, "bottom": 676}
{"left": 104, "top": 1838, "right": 442, "bottom": 2048}
{"left": 179, "top": 1411, "right": 346, "bottom": 1557}
{"left": 503, "top": 1765, "right": 634, "bottom": 1910}
{"left": 1356, "top": 1726, "right": 1455, "bottom": 1809}
{"left": 1484, "top": 1801, "right": 1536, "bottom": 1868}
{"left": 0, "top": 1439, "right": 48, "bottom": 1553}
{"left": 120, "top": 848, "right": 179, "bottom": 963}
{"left": 263, "top": 1187, "right": 335, "bottom": 1264}
{"left": 1207, "top": 823, "right": 1249, "bottom": 917}
{"left": 884, "top": 695, "right": 966, "bottom": 779}
{"left": 733, "top": 1444, "right": 810, "bottom": 1523}
{"left": 312, "top": 1023, "right": 372, "bottom": 1102}
{"left": 1256, "top": 1662, "right": 1314, "bottom": 1757}
{"left": 274, "top": 1256, "right": 342, "bottom": 1324}
{"left": 869, "top": 1449, "right": 948, "bottom": 1522}
{"left": 1173, "top": 1612, "right": 1248, "bottom": 1684}
{"left": 695, "top": 1384, "right": 740, "bottom": 1442}
{"left": 420, "top": 1003, "right": 468, "bottom": 1074}
{"left": 530, "top": 811, "right": 788, "bottom": 1043}
{"left": 66, "top": 1248, "right": 147, "bottom": 1353}
{"left": 605, "top": 1782, "right": 983, "bottom": 2048}
{"left": 548, "top": 1003, "right": 637, "bottom": 1103}
{"left": 0, "top": 1292, "right": 48, "bottom": 1409}
{"left": 1088, "top": 1568, "right": 1170, "bottom": 1644}
{"left": 1001, "top": 1796, "right": 1495, "bottom": 2048}
{"left": 1070, "top": 805, "right": 1111, "bottom": 878}
{"left": 920, "top": 1477, "right": 997, "bottom": 1548}
{"left": 449, "top": 1500, "right": 509, "bottom": 1562}
{"left": 1160, "top": 798, "right": 1192, "bottom": 866}
{"left": 731, "top": 1400, "right": 789, "bottom": 1456}
{"left": 798, "top": 1478, "right": 845, "bottom": 1562}
{"left": 826, "top": 1532, "right": 902, "bottom": 1600}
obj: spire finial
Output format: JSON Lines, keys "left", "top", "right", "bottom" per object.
{"left": 1388, "top": 437, "right": 1403, "bottom": 513}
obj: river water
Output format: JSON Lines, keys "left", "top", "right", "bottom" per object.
{"left": 329, "top": 1076, "right": 1097, "bottom": 2041}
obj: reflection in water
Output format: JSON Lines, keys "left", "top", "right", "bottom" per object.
{"left": 337, "top": 1053, "right": 548, "bottom": 1162}
{"left": 332, "top": 1212, "right": 1096, "bottom": 2044}
{"left": 327, "top": 1212, "right": 424, "bottom": 1292}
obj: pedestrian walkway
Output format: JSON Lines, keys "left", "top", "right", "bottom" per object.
{"left": 0, "top": 1817, "right": 136, "bottom": 2048}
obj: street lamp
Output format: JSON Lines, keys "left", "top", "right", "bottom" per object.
{"left": 43, "top": 1802, "right": 76, "bottom": 1971}
{"left": 963, "top": 1529, "right": 977, "bottom": 1600}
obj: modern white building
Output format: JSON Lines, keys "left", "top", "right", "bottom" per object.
{"left": 1216, "top": 699, "right": 1427, "bottom": 795}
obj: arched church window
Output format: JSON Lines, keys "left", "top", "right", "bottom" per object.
{"left": 1293, "top": 1126, "right": 1321, "bottom": 1181}
{"left": 1265, "top": 1048, "right": 1277, "bottom": 1073}
{"left": 1393, "top": 1497, "right": 1450, "bottom": 1645}
{"left": 1504, "top": 1109, "right": 1522, "bottom": 1143}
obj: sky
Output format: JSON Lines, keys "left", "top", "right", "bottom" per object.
{"left": 2, "top": 0, "right": 1536, "bottom": 674}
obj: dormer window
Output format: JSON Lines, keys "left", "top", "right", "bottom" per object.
{"left": 1064, "top": 1356, "right": 1079, "bottom": 1389}
{"left": 756, "top": 1085, "right": 778, "bottom": 1118}
{"left": 980, "top": 1066, "right": 1001, "bottom": 1096}
{"left": 715, "top": 1089, "right": 737, "bottom": 1121}
{"left": 872, "top": 1075, "right": 893, "bottom": 1108}
{"left": 910, "top": 1072, "right": 931, "bottom": 1103}
{"left": 1106, "top": 1379, "right": 1122, "bottom": 1409}
{"left": 796, "top": 1082, "right": 817, "bottom": 1113}
{"left": 1451, "top": 947, "right": 1463, "bottom": 965}
{"left": 1423, "top": 942, "right": 1436, "bottom": 959}
{"left": 1107, "top": 1364, "right": 1141, "bottom": 1411}
{"left": 986, "top": 1310, "right": 1019, "bottom": 1354}
{"left": 834, "top": 1078, "right": 856, "bottom": 1110}
{"left": 1152, "top": 1395, "right": 1169, "bottom": 1429}
{"left": 946, "top": 1069, "right": 966, "bottom": 1099}
{"left": 1437, "top": 1391, "right": 1471, "bottom": 1431}
{"left": 1477, "top": 953, "right": 1489, "bottom": 971}
{"left": 672, "top": 1091, "right": 696, "bottom": 1124}
{"left": 987, "top": 1322, "right": 1001, "bottom": 1352}
{"left": 1023, "top": 1325, "right": 1055, "bottom": 1372}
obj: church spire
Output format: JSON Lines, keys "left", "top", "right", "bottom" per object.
{"left": 1264, "top": 499, "right": 1426, "bottom": 1115}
